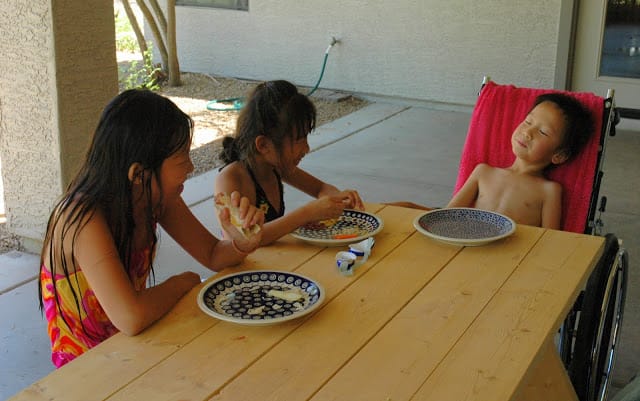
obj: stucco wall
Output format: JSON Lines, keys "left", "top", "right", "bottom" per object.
{"left": 0, "top": 0, "right": 118, "bottom": 251}
{"left": 172, "top": 0, "right": 567, "bottom": 106}
{"left": 0, "top": 1, "right": 61, "bottom": 245}
{"left": 52, "top": 1, "right": 119, "bottom": 186}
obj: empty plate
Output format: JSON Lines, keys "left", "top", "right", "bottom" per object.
{"left": 413, "top": 208, "right": 516, "bottom": 246}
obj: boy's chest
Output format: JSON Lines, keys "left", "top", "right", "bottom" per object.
{"left": 476, "top": 172, "right": 547, "bottom": 223}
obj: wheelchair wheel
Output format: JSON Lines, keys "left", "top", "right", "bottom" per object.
{"left": 558, "top": 295, "right": 580, "bottom": 367}
{"left": 567, "top": 234, "right": 628, "bottom": 401}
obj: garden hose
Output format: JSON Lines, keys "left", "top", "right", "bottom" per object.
{"left": 306, "top": 45, "right": 332, "bottom": 97}
{"left": 206, "top": 97, "right": 245, "bottom": 111}
{"left": 206, "top": 37, "right": 338, "bottom": 111}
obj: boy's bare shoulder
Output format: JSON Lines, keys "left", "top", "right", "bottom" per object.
{"left": 474, "top": 163, "right": 506, "bottom": 178}
{"left": 540, "top": 177, "right": 563, "bottom": 194}
{"left": 475, "top": 163, "right": 506, "bottom": 172}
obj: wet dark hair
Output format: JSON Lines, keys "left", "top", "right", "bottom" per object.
{"left": 38, "top": 89, "right": 193, "bottom": 337}
{"left": 220, "top": 80, "right": 316, "bottom": 167}
{"left": 531, "top": 93, "right": 594, "bottom": 161}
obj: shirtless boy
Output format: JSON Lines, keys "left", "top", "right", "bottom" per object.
{"left": 447, "top": 93, "right": 593, "bottom": 229}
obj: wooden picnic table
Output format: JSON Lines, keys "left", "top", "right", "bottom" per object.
{"left": 10, "top": 203, "right": 603, "bottom": 401}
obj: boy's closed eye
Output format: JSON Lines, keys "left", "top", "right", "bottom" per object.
{"left": 524, "top": 118, "right": 549, "bottom": 137}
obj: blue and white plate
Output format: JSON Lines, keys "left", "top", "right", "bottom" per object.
{"left": 413, "top": 208, "right": 516, "bottom": 246}
{"left": 197, "top": 270, "right": 325, "bottom": 325}
{"left": 291, "top": 209, "right": 384, "bottom": 247}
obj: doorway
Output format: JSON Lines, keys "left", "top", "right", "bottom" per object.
{"left": 572, "top": 0, "right": 640, "bottom": 118}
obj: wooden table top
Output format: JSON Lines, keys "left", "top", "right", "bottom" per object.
{"left": 11, "top": 203, "right": 604, "bottom": 401}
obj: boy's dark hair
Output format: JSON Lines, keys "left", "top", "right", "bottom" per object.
{"left": 220, "top": 80, "right": 316, "bottom": 166}
{"left": 531, "top": 92, "right": 595, "bottom": 160}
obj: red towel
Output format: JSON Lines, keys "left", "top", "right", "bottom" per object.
{"left": 453, "top": 81, "right": 604, "bottom": 233}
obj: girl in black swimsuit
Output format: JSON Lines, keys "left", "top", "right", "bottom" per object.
{"left": 215, "top": 80, "right": 364, "bottom": 245}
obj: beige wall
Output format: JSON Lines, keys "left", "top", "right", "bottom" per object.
{"left": 171, "top": 0, "right": 573, "bottom": 107}
{"left": 0, "top": 0, "right": 118, "bottom": 252}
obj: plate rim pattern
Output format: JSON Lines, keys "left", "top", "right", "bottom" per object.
{"left": 197, "top": 270, "right": 326, "bottom": 325}
{"left": 412, "top": 207, "right": 516, "bottom": 246}
{"left": 290, "top": 209, "right": 384, "bottom": 247}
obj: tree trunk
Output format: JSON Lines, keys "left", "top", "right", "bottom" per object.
{"left": 121, "top": 0, "right": 148, "bottom": 56}
{"left": 137, "top": 0, "right": 169, "bottom": 71}
{"left": 147, "top": 0, "right": 168, "bottom": 44}
{"left": 166, "top": 0, "right": 181, "bottom": 86}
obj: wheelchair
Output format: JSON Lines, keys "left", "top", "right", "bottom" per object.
{"left": 457, "top": 77, "right": 629, "bottom": 401}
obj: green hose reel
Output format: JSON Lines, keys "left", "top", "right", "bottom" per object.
{"left": 206, "top": 97, "right": 245, "bottom": 111}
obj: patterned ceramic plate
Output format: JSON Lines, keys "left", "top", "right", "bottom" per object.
{"left": 413, "top": 208, "right": 516, "bottom": 246}
{"left": 197, "top": 270, "right": 325, "bottom": 325}
{"left": 290, "top": 209, "right": 384, "bottom": 247}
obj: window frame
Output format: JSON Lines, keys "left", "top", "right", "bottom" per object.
{"left": 175, "top": 0, "right": 248, "bottom": 11}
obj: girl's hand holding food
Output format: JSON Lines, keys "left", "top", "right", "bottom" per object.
{"left": 215, "top": 191, "right": 264, "bottom": 254}
{"left": 337, "top": 189, "right": 364, "bottom": 210}
{"left": 306, "top": 195, "right": 349, "bottom": 222}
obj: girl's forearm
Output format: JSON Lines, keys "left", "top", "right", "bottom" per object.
{"left": 118, "top": 272, "right": 198, "bottom": 336}
{"left": 317, "top": 183, "right": 340, "bottom": 198}
{"left": 258, "top": 206, "right": 314, "bottom": 245}
{"left": 206, "top": 239, "right": 253, "bottom": 270}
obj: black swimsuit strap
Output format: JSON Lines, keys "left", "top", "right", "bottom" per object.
{"left": 246, "top": 166, "right": 285, "bottom": 222}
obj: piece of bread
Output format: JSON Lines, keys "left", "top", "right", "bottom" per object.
{"left": 214, "top": 193, "right": 261, "bottom": 238}
{"left": 267, "top": 288, "right": 303, "bottom": 302}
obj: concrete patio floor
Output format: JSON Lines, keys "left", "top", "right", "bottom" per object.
{"left": 1, "top": 100, "right": 638, "bottom": 400}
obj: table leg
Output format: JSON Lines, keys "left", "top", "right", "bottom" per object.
{"left": 515, "top": 339, "right": 579, "bottom": 401}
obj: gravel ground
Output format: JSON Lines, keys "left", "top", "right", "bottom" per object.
{"left": 0, "top": 223, "right": 23, "bottom": 254}
{"left": 0, "top": 71, "right": 368, "bottom": 254}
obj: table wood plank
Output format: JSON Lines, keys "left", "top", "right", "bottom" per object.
{"left": 10, "top": 205, "right": 600, "bottom": 401}
{"left": 410, "top": 230, "right": 604, "bottom": 401}
{"left": 310, "top": 225, "right": 545, "bottom": 401}
{"left": 100, "top": 204, "right": 417, "bottom": 401}
{"left": 207, "top": 210, "right": 462, "bottom": 401}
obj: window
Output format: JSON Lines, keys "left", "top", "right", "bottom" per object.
{"left": 599, "top": 0, "right": 640, "bottom": 79}
{"left": 176, "top": 0, "right": 248, "bottom": 10}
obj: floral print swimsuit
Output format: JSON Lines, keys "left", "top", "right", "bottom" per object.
{"left": 40, "top": 248, "right": 152, "bottom": 368}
